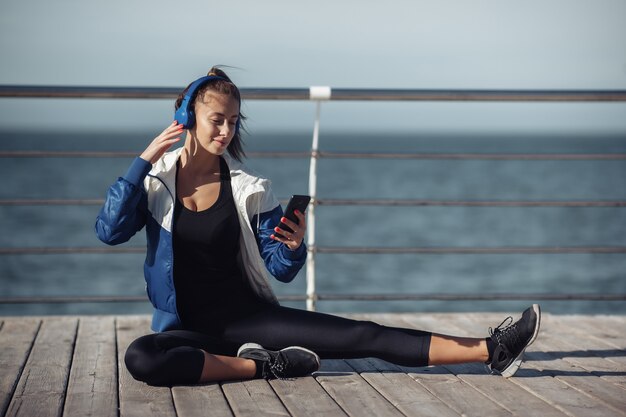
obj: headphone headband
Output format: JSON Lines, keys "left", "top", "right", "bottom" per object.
{"left": 184, "top": 75, "right": 226, "bottom": 101}
{"left": 174, "top": 75, "right": 240, "bottom": 131}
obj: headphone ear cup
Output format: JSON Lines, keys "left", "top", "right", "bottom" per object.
{"left": 174, "top": 92, "right": 197, "bottom": 128}
{"left": 185, "top": 109, "right": 195, "bottom": 129}
{"left": 174, "top": 106, "right": 195, "bottom": 129}
{"left": 174, "top": 104, "right": 190, "bottom": 128}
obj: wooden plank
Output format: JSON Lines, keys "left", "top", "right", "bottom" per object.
{"left": 527, "top": 317, "right": 626, "bottom": 402}
{"left": 442, "top": 362, "right": 569, "bottom": 417}
{"left": 518, "top": 314, "right": 626, "bottom": 395}
{"left": 315, "top": 359, "right": 405, "bottom": 417}
{"left": 405, "top": 366, "right": 514, "bottom": 417}
{"left": 172, "top": 384, "right": 234, "bottom": 417}
{"left": 269, "top": 376, "right": 347, "bottom": 417}
{"left": 0, "top": 318, "right": 40, "bottom": 416}
{"left": 552, "top": 315, "right": 626, "bottom": 369}
{"left": 5, "top": 317, "right": 78, "bottom": 417}
{"left": 556, "top": 315, "right": 626, "bottom": 345}
{"left": 522, "top": 347, "right": 626, "bottom": 415}
{"left": 116, "top": 315, "right": 176, "bottom": 417}
{"left": 345, "top": 357, "right": 460, "bottom": 417}
{"left": 509, "top": 371, "right": 626, "bottom": 417}
{"left": 221, "top": 379, "right": 289, "bottom": 416}
{"left": 557, "top": 315, "right": 626, "bottom": 348}
{"left": 452, "top": 313, "right": 626, "bottom": 417}
{"left": 63, "top": 316, "right": 118, "bottom": 417}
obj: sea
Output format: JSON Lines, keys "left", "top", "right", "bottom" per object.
{"left": 1, "top": 129, "right": 625, "bottom": 316}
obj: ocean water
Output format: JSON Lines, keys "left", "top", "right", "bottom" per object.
{"left": 1, "top": 129, "right": 625, "bottom": 316}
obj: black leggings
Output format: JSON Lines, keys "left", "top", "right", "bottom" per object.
{"left": 125, "top": 305, "right": 432, "bottom": 386}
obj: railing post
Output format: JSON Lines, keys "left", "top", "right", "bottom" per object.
{"left": 306, "top": 86, "right": 331, "bottom": 311}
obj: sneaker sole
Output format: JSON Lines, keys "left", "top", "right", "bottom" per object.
{"left": 500, "top": 304, "right": 541, "bottom": 378}
{"left": 237, "top": 342, "right": 264, "bottom": 357}
{"left": 237, "top": 343, "right": 322, "bottom": 370}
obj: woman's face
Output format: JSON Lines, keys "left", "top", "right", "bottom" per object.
{"left": 189, "top": 91, "right": 240, "bottom": 156}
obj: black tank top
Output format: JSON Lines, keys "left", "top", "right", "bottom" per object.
{"left": 173, "top": 157, "right": 261, "bottom": 333}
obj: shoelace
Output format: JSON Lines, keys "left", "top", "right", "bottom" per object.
{"left": 268, "top": 352, "right": 288, "bottom": 379}
{"left": 489, "top": 316, "right": 521, "bottom": 347}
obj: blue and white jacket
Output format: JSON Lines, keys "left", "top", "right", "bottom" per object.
{"left": 95, "top": 147, "right": 307, "bottom": 332}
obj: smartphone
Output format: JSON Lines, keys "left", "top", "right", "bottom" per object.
{"left": 275, "top": 194, "right": 311, "bottom": 238}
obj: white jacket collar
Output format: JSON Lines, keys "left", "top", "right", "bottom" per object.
{"left": 148, "top": 147, "right": 270, "bottom": 199}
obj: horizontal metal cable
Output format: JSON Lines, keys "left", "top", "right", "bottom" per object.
{"left": 0, "top": 293, "right": 623, "bottom": 304}
{"left": 0, "top": 151, "right": 139, "bottom": 158}
{"left": 2, "top": 150, "right": 625, "bottom": 160}
{"left": 2, "top": 246, "right": 626, "bottom": 255}
{"left": 313, "top": 246, "right": 626, "bottom": 254}
{"left": 0, "top": 296, "right": 149, "bottom": 304}
{"left": 315, "top": 293, "right": 626, "bottom": 301}
{"left": 0, "top": 199, "right": 105, "bottom": 206}
{"left": 316, "top": 199, "right": 626, "bottom": 207}
{"left": 2, "top": 198, "right": 625, "bottom": 207}
{"left": 318, "top": 152, "right": 626, "bottom": 160}
{"left": 0, "top": 151, "right": 312, "bottom": 158}
{"left": 0, "top": 247, "right": 146, "bottom": 254}
{"left": 2, "top": 85, "right": 626, "bottom": 101}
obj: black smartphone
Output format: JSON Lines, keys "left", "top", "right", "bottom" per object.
{"left": 275, "top": 194, "right": 311, "bottom": 238}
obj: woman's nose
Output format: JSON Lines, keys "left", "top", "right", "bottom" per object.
{"left": 220, "top": 122, "right": 231, "bottom": 136}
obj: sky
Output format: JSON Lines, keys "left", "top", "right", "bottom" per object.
{"left": 0, "top": 0, "right": 625, "bottom": 134}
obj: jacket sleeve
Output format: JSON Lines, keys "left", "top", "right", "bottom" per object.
{"left": 253, "top": 205, "right": 307, "bottom": 283}
{"left": 95, "top": 157, "right": 151, "bottom": 245}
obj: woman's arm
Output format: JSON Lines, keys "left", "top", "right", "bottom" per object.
{"left": 95, "top": 122, "right": 183, "bottom": 245}
{"left": 253, "top": 206, "right": 307, "bottom": 283}
{"left": 94, "top": 157, "right": 151, "bottom": 245}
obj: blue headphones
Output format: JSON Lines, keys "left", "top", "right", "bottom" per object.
{"left": 174, "top": 75, "right": 241, "bottom": 132}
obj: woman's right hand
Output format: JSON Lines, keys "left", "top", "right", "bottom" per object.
{"left": 140, "top": 121, "right": 184, "bottom": 164}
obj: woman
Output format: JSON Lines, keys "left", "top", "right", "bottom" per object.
{"left": 95, "top": 67, "right": 541, "bottom": 386}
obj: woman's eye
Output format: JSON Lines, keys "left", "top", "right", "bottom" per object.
{"left": 211, "top": 119, "right": 223, "bottom": 125}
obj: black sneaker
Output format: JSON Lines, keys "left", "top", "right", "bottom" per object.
{"left": 487, "top": 304, "right": 541, "bottom": 378}
{"left": 237, "top": 343, "right": 321, "bottom": 379}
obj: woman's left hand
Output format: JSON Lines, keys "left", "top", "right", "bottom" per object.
{"left": 271, "top": 210, "right": 306, "bottom": 250}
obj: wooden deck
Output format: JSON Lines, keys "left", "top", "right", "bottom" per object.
{"left": 1, "top": 312, "right": 625, "bottom": 417}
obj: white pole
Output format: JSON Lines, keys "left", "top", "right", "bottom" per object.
{"left": 306, "top": 100, "right": 321, "bottom": 312}
{"left": 306, "top": 86, "right": 330, "bottom": 312}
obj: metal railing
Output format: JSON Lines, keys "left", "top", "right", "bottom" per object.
{"left": 1, "top": 85, "right": 626, "bottom": 310}
{"left": 2, "top": 85, "right": 626, "bottom": 101}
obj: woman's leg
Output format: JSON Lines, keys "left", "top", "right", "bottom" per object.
{"left": 222, "top": 305, "right": 493, "bottom": 367}
{"left": 199, "top": 351, "right": 256, "bottom": 382}
{"left": 428, "top": 334, "right": 488, "bottom": 365}
{"left": 223, "top": 304, "right": 540, "bottom": 376}
{"left": 124, "top": 330, "right": 256, "bottom": 385}
{"left": 220, "top": 305, "right": 450, "bottom": 367}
